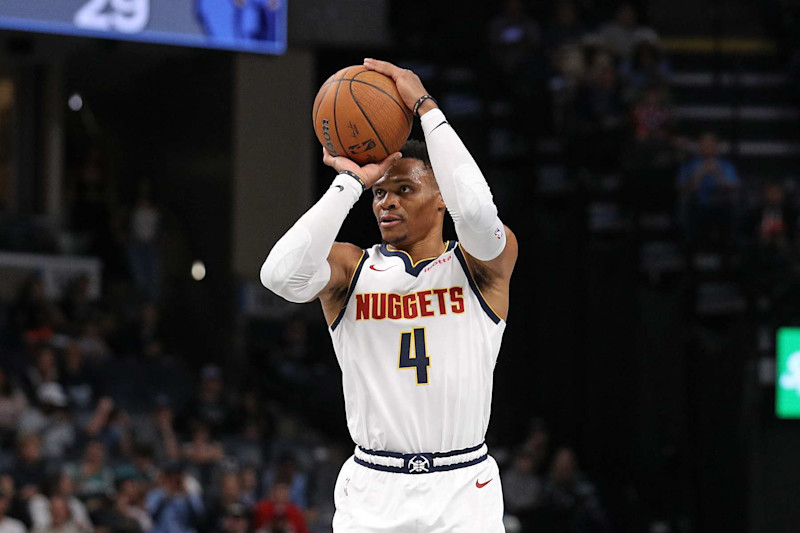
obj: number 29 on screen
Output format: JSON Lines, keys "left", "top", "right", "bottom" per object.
{"left": 74, "top": 0, "right": 150, "bottom": 34}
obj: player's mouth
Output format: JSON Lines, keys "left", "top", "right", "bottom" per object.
{"left": 379, "top": 214, "right": 403, "bottom": 228}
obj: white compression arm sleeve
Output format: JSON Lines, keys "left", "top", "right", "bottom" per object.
{"left": 421, "top": 108, "right": 506, "bottom": 261}
{"left": 260, "top": 174, "right": 362, "bottom": 303}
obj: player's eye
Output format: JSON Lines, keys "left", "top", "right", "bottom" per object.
{"left": 400, "top": 185, "right": 411, "bottom": 193}
{"left": 374, "top": 189, "right": 384, "bottom": 197}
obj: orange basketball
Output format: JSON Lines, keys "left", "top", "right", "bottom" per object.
{"left": 312, "top": 65, "right": 413, "bottom": 165}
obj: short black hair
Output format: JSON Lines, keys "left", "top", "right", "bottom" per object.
{"left": 400, "top": 139, "right": 431, "bottom": 169}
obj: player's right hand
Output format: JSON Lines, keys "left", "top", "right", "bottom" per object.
{"left": 323, "top": 147, "right": 402, "bottom": 189}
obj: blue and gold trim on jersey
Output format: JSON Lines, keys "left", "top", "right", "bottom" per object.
{"left": 330, "top": 250, "right": 369, "bottom": 331}
{"left": 453, "top": 244, "right": 502, "bottom": 325}
{"left": 378, "top": 240, "right": 457, "bottom": 277}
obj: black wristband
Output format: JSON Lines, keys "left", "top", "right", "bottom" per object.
{"left": 340, "top": 170, "right": 367, "bottom": 191}
{"left": 413, "top": 94, "right": 438, "bottom": 117}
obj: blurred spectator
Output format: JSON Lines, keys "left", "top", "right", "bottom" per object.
{"left": 12, "top": 434, "right": 46, "bottom": 501}
{"left": 621, "top": 40, "right": 671, "bottom": 100}
{"left": 626, "top": 84, "right": 677, "bottom": 182}
{"left": 115, "top": 303, "right": 163, "bottom": 357}
{"left": 231, "top": 390, "right": 272, "bottom": 460}
{"left": 541, "top": 448, "right": 609, "bottom": 532}
{"left": 113, "top": 471, "right": 153, "bottom": 533}
{"left": 0, "top": 488, "right": 25, "bottom": 533}
{"left": 11, "top": 277, "right": 63, "bottom": 347}
{"left": 145, "top": 463, "right": 204, "bottom": 533}
{"left": 522, "top": 420, "right": 551, "bottom": 475}
{"left": 91, "top": 471, "right": 149, "bottom": 533}
{"left": 76, "top": 322, "right": 111, "bottom": 365}
{"left": 182, "top": 421, "right": 222, "bottom": 489}
{"left": 545, "top": 1, "right": 585, "bottom": 53}
{"left": 29, "top": 473, "right": 91, "bottom": 532}
{"left": 744, "top": 181, "right": 799, "bottom": 289}
{"left": 31, "top": 496, "right": 81, "bottom": 533}
{"left": 131, "top": 445, "right": 160, "bottom": 487}
{"left": 127, "top": 181, "right": 162, "bottom": 302}
{"left": 58, "top": 276, "right": 98, "bottom": 329}
{"left": 180, "top": 366, "right": 232, "bottom": 438}
{"left": 220, "top": 503, "right": 249, "bottom": 533}
{"left": 503, "top": 451, "right": 543, "bottom": 529}
{"left": 252, "top": 483, "right": 308, "bottom": 533}
{"left": 306, "top": 446, "right": 344, "bottom": 533}
{"left": 59, "top": 343, "right": 99, "bottom": 426}
{"left": 631, "top": 86, "right": 673, "bottom": 143}
{"left": 488, "top": 0, "right": 541, "bottom": 76}
{"left": 18, "top": 383, "right": 75, "bottom": 461}
{"left": 599, "top": 3, "right": 660, "bottom": 61}
{"left": 65, "top": 440, "right": 114, "bottom": 506}
{"left": 261, "top": 454, "right": 308, "bottom": 510}
{"left": 69, "top": 148, "right": 114, "bottom": 262}
{"left": 751, "top": 182, "right": 797, "bottom": 250}
{"left": 238, "top": 466, "right": 259, "bottom": 509}
{"left": 677, "top": 133, "right": 740, "bottom": 242}
{"left": 206, "top": 471, "right": 249, "bottom": 532}
{"left": 22, "top": 348, "right": 59, "bottom": 402}
{"left": 84, "top": 398, "right": 132, "bottom": 458}
{"left": 570, "top": 53, "right": 625, "bottom": 173}
{"left": 0, "top": 368, "right": 27, "bottom": 445}
{"left": 131, "top": 395, "right": 180, "bottom": 465}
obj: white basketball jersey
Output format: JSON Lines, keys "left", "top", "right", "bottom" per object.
{"left": 328, "top": 241, "right": 506, "bottom": 454}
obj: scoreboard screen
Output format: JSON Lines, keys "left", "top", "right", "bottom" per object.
{"left": 0, "top": 0, "right": 286, "bottom": 54}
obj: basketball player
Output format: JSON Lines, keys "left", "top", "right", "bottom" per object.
{"left": 260, "top": 58, "right": 517, "bottom": 531}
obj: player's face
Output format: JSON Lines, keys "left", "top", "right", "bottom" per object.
{"left": 372, "top": 159, "right": 444, "bottom": 246}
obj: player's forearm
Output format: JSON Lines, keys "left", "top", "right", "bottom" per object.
{"left": 260, "top": 175, "right": 362, "bottom": 303}
{"left": 421, "top": 108, "right": 506, "bottom": 261}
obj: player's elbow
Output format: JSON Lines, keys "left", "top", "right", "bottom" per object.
{"left": 260, "top": 260, "right": 308, "bottom": 304}
{"left": 259, "top": 255, "right": 280, "bottom": 294}
{"left": 260, "top": 249, "right": 329, "bottom": 304}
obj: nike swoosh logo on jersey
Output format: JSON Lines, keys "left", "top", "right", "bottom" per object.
{"left": 331, "top": 185, "right": 344, "bottom": 192}
{"left": 476, "top": 479, "right": 493, "bottom": 488}
{"left": 369, "top": 265, "right": 396, "bottom": 272}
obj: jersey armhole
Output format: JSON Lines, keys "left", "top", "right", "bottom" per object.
{"left": 330, "top": 250, "right": 369, "bottom": 331}
{"left": 453, "top": 244, "right": 502, "bottom": 325}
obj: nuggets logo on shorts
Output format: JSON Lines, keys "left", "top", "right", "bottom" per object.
{"left": 408, "top": 455, "right": 430, "bottom": 473}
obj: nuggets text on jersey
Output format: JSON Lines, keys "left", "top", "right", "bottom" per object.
{"left": 354, "top": 287, "right": 465, "bottom": 321}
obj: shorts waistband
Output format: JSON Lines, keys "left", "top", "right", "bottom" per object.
{"left": 353, "top": 442, "right": 488, "bottom": 474}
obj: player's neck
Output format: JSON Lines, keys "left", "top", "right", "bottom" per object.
{"left": 388, "top": 234, "right": 447, "bottom": 263}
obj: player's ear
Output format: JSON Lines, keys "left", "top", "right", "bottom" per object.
{"left": 436, "top": 191, "right": 446, "bottom": 212}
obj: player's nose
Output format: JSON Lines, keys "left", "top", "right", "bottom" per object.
{"left": 378, "top": 191, "right": 398, "bottom": 209}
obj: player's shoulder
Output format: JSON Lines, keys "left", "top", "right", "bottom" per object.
{"left": 330, "top": 242, "right": 367, "bottom": 265}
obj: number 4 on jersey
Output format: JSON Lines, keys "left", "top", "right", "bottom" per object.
{"left": 399, "top": 328, "right": 430, "bottom": 385}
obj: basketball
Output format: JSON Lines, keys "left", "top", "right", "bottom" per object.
{"left": 312, "top": 65, "right": 413, "bottom": 165}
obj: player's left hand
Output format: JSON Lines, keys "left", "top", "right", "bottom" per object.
{"left": 363, "top": 58, "right": 436, "bottom": 115}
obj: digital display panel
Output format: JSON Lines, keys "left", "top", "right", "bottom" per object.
{"left": 0, "top": 0, "right": 286, "bottom": 54}
{"left": 777, "top": 327, "right": 800, "bottom": 418}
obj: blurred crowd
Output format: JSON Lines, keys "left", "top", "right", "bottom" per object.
{"left": 487, "top": 0, "right": 672, "bottom": 160}
{"left": 488, "top": 0, "right": 800, "bottom": 272}
{"left": 0, "top": 273, "right": 352, "bottom": 533}
{"left": 497, "top": 421, "right": 609, "bottom": 533}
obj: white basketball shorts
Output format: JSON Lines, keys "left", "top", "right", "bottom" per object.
{"left": 332, "top": 454, "right": 504, "bottom": 532}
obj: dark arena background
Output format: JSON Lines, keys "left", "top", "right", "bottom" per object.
{"left": 0, "top": 0, "right": 799, "bottom": 531}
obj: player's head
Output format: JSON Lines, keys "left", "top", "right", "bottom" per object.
{"left": 371, "top": 139, "right": 446, "bottom": 247}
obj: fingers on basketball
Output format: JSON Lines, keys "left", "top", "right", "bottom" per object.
{"left": 364, "top": 58, "right": 400, "bottom": 79}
